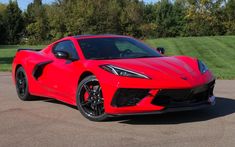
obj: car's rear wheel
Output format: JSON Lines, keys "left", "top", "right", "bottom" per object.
{"left": 15, "top": 67, "right": 32, "bottom": 101}
{"left": 77, "top": 75, "right": 108, "bottom": 121}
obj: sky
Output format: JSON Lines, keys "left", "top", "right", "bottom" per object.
{"left": 0, "top": 0, "right": 157, "bottom": 10}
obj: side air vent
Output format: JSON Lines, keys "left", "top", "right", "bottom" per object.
{"left": 111, "top": 88, "right": 150, "bottom": 107}
{"left": 32, "top": 60, "right": 53, "bottom": 80}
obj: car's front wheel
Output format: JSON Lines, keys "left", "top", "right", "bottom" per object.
{"left": 76, "top": 75, "right": 108, "bottom": 121}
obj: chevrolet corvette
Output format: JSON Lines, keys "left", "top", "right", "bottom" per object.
{"left": 12, "top": 35, "right": 216, "bottom": 121}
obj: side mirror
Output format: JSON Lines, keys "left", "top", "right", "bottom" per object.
{"left": 54, "top": 51, "right": 69, "bottom": 59}
{"left": 156, "top": 47, "right": 165, "bottom": 54}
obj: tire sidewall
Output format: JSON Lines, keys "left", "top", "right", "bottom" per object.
{"left": 76, "top": 75, "right": 108, "bottom": 121}
{"left": 15, "top": 67, "right": 31, "bottom": 101}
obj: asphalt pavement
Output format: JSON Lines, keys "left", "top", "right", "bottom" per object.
{"left": 0, "top": 72, "right": 235, "bottom": 147}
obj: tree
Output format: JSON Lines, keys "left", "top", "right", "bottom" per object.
{"left": 172, "top": 0, "right": 187, "bottom": 36}
{"left": 2, "top": 0, "right": 24, "bottom": 44}
{"left": 184, "top": 0, "right": 225, "bottom": 36}
{"left": 0, "top": 0, "right": 234, "bottom": 44}
{"left": 0, "top": 3, "right": 7, "bottom": 44}
{"left": 139, "top": 3, "right": 157, "bottom": 38}
{"left": 45, "top": 3, "right": 66, "bottom": 40}
{"left": 59, "top": 0, "right": 123, "bottom": 35}
{"left": 224, "top": 0, "right": 235, "bottom": 34}
{"left": 120, "top": 0, "right": 144, "bottom": 37}
{"left": 143, "top": 3, "right": 156, "bottom": 24}
{"left": 0, "top": 3, "right": 6, "bottom": 14}
{"left": 154, "top": 0, "right": 176, "bottom": 37}
{"left": 24, "top": 0, "right": 49, "bottom": 44}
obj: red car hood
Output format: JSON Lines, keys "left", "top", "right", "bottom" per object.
{"left": 90, "top": 56, "right": 211, "bottom": 87}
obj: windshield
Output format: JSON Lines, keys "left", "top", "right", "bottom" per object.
{"left": 77, "top": 37, "right": 161, "bottom": 60}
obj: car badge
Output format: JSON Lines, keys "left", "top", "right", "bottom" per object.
{"left": 180, "top": 76, "right": 188, "bottom": 80}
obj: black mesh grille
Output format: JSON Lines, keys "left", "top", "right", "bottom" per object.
{"left": 152, "top": 80, "right": 215, "bottom": 108}
{"left": 111, "top": 89, "right": 150, "bottom": 107}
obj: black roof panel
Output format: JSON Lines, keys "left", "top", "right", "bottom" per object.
{"left": 73, "top": 34, "right": 125, "bottom": 38}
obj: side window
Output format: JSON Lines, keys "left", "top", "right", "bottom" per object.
{"left": 53, "top": 40, "right": 79, "bottom": 59}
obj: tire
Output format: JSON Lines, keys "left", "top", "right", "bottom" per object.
{"left": 15, "top": 66, "right": 33, "bottom": 101}
{"left": 76, "top": 75, "right": 108, "bottom": 121}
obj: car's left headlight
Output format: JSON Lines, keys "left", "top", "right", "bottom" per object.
{"left": 198, "top": 60, "right": 208, "bottom": 73}
{"left": 100, "top": 64, "right": 150, "bottom": 79}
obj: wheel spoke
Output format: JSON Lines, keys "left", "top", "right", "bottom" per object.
{"left": 96, "top": 86, "right": 101, "bottom": 94}
{"left": 19, "top": 71, "right": 24, "bottom": 79}
{"left": 16, "top": 71, "right": 27, "bottom": 96}
{"left": 21, "top": 87, "right": 25, "bottom": 94}
{"left": 18, "top": 72, "right": 21, "bottom": 79}
{"left": 97, "top": 105, "right": 102, "bottom": 115}
{"left": 83, "top": 84, "right": 92, "bottom": 95}
{"left": 91, "top": 105, "right": 96, "bottom": 115}
{"left": 94, "top": 105, "right": 99, "bottom": 116}
{"left": 79, "top": 79, "right": 104, "bottom": 117}
{"left": 81, "top": 101, "right": 91, "bottom": 106}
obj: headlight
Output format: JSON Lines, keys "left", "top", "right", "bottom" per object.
{"left": 198, "top": 60, "right": 208, "bottom": 73}
{"left": 100, "top": 64, "right": 150, "bottom": 79}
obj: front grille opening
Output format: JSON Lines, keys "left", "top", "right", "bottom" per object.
{"left": 111, "top": 89, "right": 150, "bottom": 107}
{"left": 152, "top": 89, "right": 209, "bottom": 108}
{"left": 152, "top": 80, "right": 215, "bottom": 108}
{"left": 151, "top": 95, "right": 171, "bottom": 106}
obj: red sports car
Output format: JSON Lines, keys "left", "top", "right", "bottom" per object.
{"left": 12, "top": 35, "right": 216, "bottom": 121}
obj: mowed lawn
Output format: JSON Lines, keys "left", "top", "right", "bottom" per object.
{"left": 0, "top": 36, "right": 235, "bottom": 79}
{"left": 0, "top": 45, "right": 45, "bottom": 71}
{"left": 146, "top": 36, "right": 235, "bottom": 79}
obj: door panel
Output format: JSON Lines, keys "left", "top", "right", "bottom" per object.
{"left": 38, "top": 40, "right": 82, "bottom": 104}
{"left": 42, "top": 59, "right": 81, "bottom": 104}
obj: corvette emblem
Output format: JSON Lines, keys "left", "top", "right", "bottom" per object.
{"left": 181, "top": 77, "right": 188, "bottom": 80}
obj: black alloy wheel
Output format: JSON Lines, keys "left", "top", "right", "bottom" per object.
{"left": 77, "top": 75, "right": 108, "bottom": 121}
{"left": 15, "top": 67, "right": 32, "bottom": 100}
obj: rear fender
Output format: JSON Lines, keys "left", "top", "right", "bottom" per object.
{"left": 12, "top": 50, "right": 53, "bottom": 96}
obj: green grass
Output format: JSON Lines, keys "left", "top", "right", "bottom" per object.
{"left": 0, "top": 36, "right": 235, "bottom": 79}
{"left": 146, "top": 36, "right": 235, "bottom": 79}
{"left": 0, "top": 45, "right": 45, "bottom": 71}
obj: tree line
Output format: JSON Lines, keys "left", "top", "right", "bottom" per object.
{"left": 0, "top": 0, "right": 234, "bottom": 44}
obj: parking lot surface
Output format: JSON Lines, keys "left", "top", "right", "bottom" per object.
{"left": 0, "top": 72, "right": 235, "bottom": 147}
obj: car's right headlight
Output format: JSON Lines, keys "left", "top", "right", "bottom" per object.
{"left": 100, "top": 64, "right": 150, "bottom": 79}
